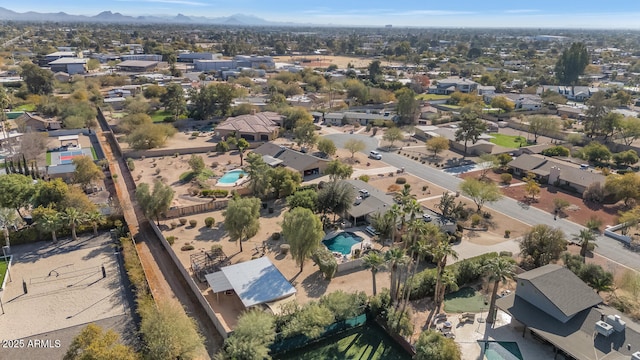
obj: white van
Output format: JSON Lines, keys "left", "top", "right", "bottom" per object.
{"left": 369, "top": 150, "right": 382, "bottom": 160}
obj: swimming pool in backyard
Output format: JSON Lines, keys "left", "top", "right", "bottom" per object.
{"left": 481, "top": 341, "right": 524, "bottom": 360}
{"left": 322, "top": 231, "right": 363, "bottom": 255}
{"left": 218, "top": 169, "right": 248, "bottom": 185}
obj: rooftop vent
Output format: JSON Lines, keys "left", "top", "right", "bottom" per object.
{"left": 595, "top": 320, "right": 614, "bottom": 337}
{"left": 606, "top": 314, "right": 626, "bottom": 332}
{"left": 631, "top": 351, "right": 640, "bottom": 360}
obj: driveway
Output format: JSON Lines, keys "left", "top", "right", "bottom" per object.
{"left": 325, "top": 133, "right": 640, "bottom": 270}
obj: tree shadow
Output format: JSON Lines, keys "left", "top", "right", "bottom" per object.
{"left": 300, "top": 270, "right": 330, "bottom": 298}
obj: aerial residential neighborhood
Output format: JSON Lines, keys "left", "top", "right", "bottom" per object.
{"left": 1, "top": 3, "right": 640, "bottom": 360}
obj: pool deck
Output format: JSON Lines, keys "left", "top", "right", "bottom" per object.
{"left": 450, "top": 310, "right": 556, "bottom": 360}
{"left": 215, "top": 170, "right": 250, "bottom": 188}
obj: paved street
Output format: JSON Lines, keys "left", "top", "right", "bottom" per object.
{"left": 325, "top": 133, "right": 640, "bottom": 270}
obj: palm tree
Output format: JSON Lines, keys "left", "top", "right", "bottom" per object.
{"left": 86, "top": 211, "right": 105, "bottom": 236}
{"left": 369, "top": 212, "right": 394, "bottom": 247}
{"left": 39, "top": 212, "right": 62, "bottom": 243}
{"left": 385, "top": 248, "right": 409, "bottom": 303}
{"left": 432, "top": 239, "right": 458, "bottom": 312}
{"left": 62, "top": 208, "right": 85, "bottom": 241}
{"left": 591, "top": 275, "right": 614, "bottom": 294}
{"left": 0, "top": 208, "right": 20, "bottom": 249}
{"left": 403, "top": 200, "right": 422, "bottom": 223}
{"left": 574, "top": 229, "right": 597, "bottom": 259}
{"left": 387, "top": 204, "right": 403, "bottom": 245}
{"left": 363, "top": 252, "right": 386, "bottom": 295}
{"left": 482, "top": 257, "right": 515, "bottom": 324}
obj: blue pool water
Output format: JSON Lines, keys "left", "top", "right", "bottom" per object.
{"left": 482, "top": 341, "right": 523, "bottom": 360}
{"left": 218, "top": 169, "right": 247, "bottom": 184}
{"left": 322, "top": 232, "right": 363, "bottom": 255}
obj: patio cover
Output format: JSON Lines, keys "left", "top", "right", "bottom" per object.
{"left": 205, "top": 271, "right": 233, "bottom": 293}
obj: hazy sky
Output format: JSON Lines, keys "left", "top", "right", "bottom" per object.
{"left": 6, "top": 1, "right": 640, "bottom": 28}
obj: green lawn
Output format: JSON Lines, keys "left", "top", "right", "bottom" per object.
{"left": 443, "top": 287, "right": 488, "bottom": 313}
{"left": 150, "top": 110, "right": 172, "bottom": 122}
{"left": 489, "top": 133, "right": 533, "bottom": 148}
{"left": 416, "top": 93, "right": 451, "bottom": 101}
{"left": 15, "top": 104, "right": 35, "bottom": 112}
{"left": 275, "top": 324, "right": 410, "bottom": 360}
{"left": 46, "top": 152, "right": 52, "bottom": 166}
{"left": 90, "top": 147, "right": 98, "bottom": 160}
{"left": 0, "top": 259, "right": 8, "bottom": 289}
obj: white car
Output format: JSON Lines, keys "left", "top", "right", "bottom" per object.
{"left": 359, "top": 189, "right": 370, "bottom": 198}
{"left": 369, "top": 150, "right": 382, "bottom": 160}
{"left": 422, "top": 214, "right": 433, "bottom": 222}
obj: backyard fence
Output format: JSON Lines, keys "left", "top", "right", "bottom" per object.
{"left": 163, "top": 200, "right": 230, "bottom": 219}
{"left": 336, "top": 257, "right": 364, "bottom": 274}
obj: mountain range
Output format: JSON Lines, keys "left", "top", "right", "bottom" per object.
{"left": 0, "top": 7, "right": 301, "bottom": 26}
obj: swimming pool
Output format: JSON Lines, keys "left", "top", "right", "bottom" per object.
{"left": 322, "top": 232, "right": 363, "bottom": 255}
{"left": 481, "top": 341, "right": 523, "bottom": 360}
{"left": 218, "top": 169, "right": 248, "bottom": 184}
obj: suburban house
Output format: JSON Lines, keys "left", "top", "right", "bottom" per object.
{"left": 428, "top": 77, "right": 478, "bottom": 94}
{"left": 252, "top": 142, "right": 329, "bottom": 177}
{"left": 537, "top": 85, "right": 600, "bottom": 102}
{"left": 557, "top": 105, "right": 586, "bottom": 120}
{"left": 53, "top": 72, "right": 71, "bottom": 83}
{"left": 120, "top": 54, "right": 162, "bottom": 62}
{"left": 496, "top": 264, "right": 640, "bottom": 360}
{"left": 215, "top": 111, "right": 283, "bottom": 141}
{"left": 43, "top": 51, "right": 77, "bottom": 65}
{"left": 342, "top": 179, "right": 396, "bottom": 226}
{"left": 48, "top": 58, "right": 87, "bottom": 75}
{"left": 177, "top": 52, "right": 219, "bottom": 63}
{"left": 476, "top": 85, "right": 496, "bottom": 96}
{"left": 484, "top": 93, "right": 544, "bottom": 111}
{"left": 17, "top": 112, "right": 61, "bottom": 131}
{"left": 103, "top": 97, "right": 126, "bottom": 110}
{"left": 116, "top": 60, "right": 159, "bottom": 72}
{"left": 507, "top": 154, "right": 605, "bottom": 194}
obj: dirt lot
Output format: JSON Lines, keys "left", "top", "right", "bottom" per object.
{"left": 273, "top": 55, "right": 403, "bottom": 69}
{"left": 366, "top": 172, "right": 448, "bottom": 201}
{"left": 501, "top": 184, "right": 621, "bottom": 228}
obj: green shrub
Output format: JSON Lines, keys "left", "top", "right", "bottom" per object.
{"left": 311, "top": 247, "right": 338, "bottom": 280}
{"left": 188, "top": 219, "right": 197, "bottom": 227}
{"left": 205, "top": 217, "right": 215, "bottom": 228}
{"left": 500, "top": 173, "right": 512, "bottom": 184}
{"left": 213, "top": 189, "right": 229, "bottom": 198}
{"left": 504, "top": 230, "right": 511, "bottom": 238}
{"left": 126, "top": 158, "right": 135, "bottom": 171}
{"left": 170, "top": 222, "right": 178, "bottom": 229}
{"left": 211, "top": 244, "right": 222, "bottom": 252}
{"left": 181, "top": 244, "right": 195, "bottom": 251}
{"left": 541, "top": 146, "right": 570, "bottom": 157}
{"left": 280, "top": 244, "right": 290, "bottom": 255}
{"left": 470, "top": 213, "right": 482, "bottom": 227}
{"left": 358, "top": 175, "right": 370, "bottom": 182}
{"left": 499, "top": 251, "right": 513, "bottom": 257}
{"left": 395, "top": 177, "right": 407, "bottom": 184}
{"left": 179, "top": 218, "right": 188, "bottom": 225}
{"left": 166, "top": 236, "right": 176, "bottom": 245}
{"left": 271, "top": 232, "right": 281, "bottom": 240}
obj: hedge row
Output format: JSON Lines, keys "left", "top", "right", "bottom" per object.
{"left": 407, "top": 252, "right": 500, "bottom": 300}
{"left": 200, "top": 189, "right": 229, "bottom": 198}
{"left": 0, "top": 215, "right": 125, "bottom": 246}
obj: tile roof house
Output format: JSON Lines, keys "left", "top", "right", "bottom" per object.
{"left": 252, "top": 142, "right": 329, "bottom": 177}
{"left": 17, "top": 112, "right": 61, "bottom": 131}
{"left": 215, "top": 111, "right": 283, "bottom": 142}
{"left": 497, "top": 264, "right": 640, "bottom": 360}
{"left": 508, "top": 154, "right": 605, "bottom": 194}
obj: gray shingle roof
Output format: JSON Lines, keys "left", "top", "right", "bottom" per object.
{"left": 252, "top": 143, "right": 328, "bottom": 172}
{"left": 518, "top": 264, "right": 602, "bottom": 318}
{"left": 343, "top": 179, "right": 396, "bottom": 218}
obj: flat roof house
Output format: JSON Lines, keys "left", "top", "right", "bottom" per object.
{"left": 508, "top": 154, "right": 605, "bottom": 194}
{"left": 215, "top": 111, "right": 283, "bottom": 142}
{"left": 252, "top": 142, "right": 330, "bottom": 178}
{"left": 116, "top": 60, "right": 159, "bottom": 72}
{"left": 497, "top": 264, "right": 640, "bottom": 360}
{"left": 48, "top": 58, "right": 87, "bottom": 75}
{"left": 429, "top": 77, "right": 478, "bottom": 94}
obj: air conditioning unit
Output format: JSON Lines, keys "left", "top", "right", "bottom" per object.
{"left": 631, "top": 351, "right": 640, "bottom": 360}
{"left": 606, "top": 314, "right": 626, "bottom": 332}
{"left": 595, "top": 320, "right": 614, "bottom": 337}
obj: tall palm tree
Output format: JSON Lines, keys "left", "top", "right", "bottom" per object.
{"left": 482, "top": 257, "right": 515, "bottom": 324}
{"left": 86, "top": 210, "right": 105, "bottom": 236}
{"left": 0, "top": 208, "right": 20, "bottom": 249}
{"left": 385, "top": 248, "right": 409, "bottom": 303}
{"left": 363, "top": 252, "right": 386, "bottom": 295}
{"left": 432, "top": 239, "right": 458, "bottom": 312}
{"left": 387, "top": 204, "right": 403, "bottom": 245}
{"left": 403, "top": 200, "right": 423, "bottom": 223}
{"left": 574, "top": 229, "right": 597, "bottom": 260}
{"left": 62, "top": 208, "right": 85, "bottom": 241}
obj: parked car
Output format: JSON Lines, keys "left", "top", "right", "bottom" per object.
{"left": 422, "top": 214, "right": 432, "bottom": 222}
{"left": 369, "top": 150, "right": 382, "bottom": 160}
{"left": 359, "top": 189, "right": 370, "bottom": 198}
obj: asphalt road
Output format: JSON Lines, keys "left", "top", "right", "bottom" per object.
{"left": 326, "top": 133, "right": 640, "bottom": 270}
